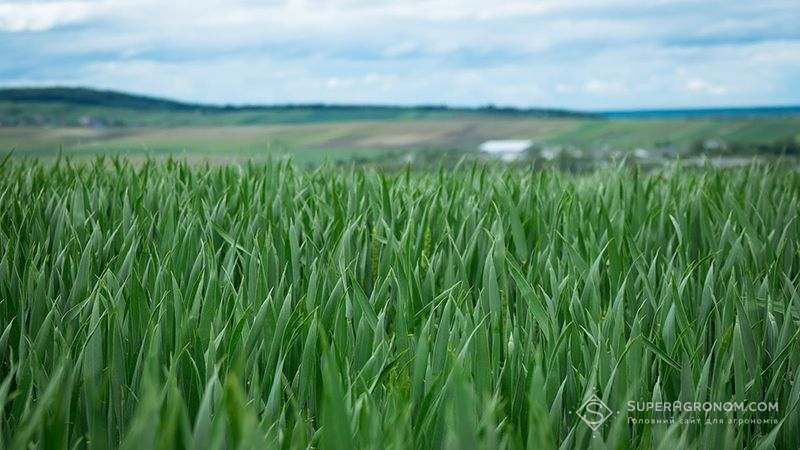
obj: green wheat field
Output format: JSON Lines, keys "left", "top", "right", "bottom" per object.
{"left": 1, "top": 157, "right": 799, "bottom": 449}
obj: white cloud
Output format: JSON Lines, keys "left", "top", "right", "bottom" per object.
{"left": 555, "top": 84, "right": 575, "bottom": 93}
{"left": 0, "top": 0, "right": 798, "bottom": 108}
{"left": 686, "top": 78, "right": 728, "bottom": 96}
{"left": 584, "top": 79, "right": 626, "bottom": 94}
{"left": 0, "top": 1, "right": 99, "bottom": 32}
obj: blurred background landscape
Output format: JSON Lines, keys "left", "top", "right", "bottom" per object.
{"left": 1, "top": 86, "right": 798, "bottom": 169}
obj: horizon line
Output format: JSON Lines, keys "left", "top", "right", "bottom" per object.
{"left": 1, "top": 84, "right": 799, "bottom": 115}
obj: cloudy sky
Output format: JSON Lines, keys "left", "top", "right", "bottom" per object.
{"left": 0, "top": 0, "right": 798, "bottom": 109}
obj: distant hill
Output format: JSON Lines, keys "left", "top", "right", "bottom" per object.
{"left": 0, "top": 87, "right": 201, "bottom": 111}
{"left": 3, "top": 86, "right": 796, "bottom": 129}
{"left": 0, "top": 87, "right": 592, "bottom": 127}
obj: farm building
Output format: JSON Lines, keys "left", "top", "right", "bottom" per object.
{"left": 479, "top": 139, "right": 533, "bottom": 161}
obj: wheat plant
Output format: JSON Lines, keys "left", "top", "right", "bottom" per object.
{"left": 1, "top": 157, "right": 799, "bottom": 449}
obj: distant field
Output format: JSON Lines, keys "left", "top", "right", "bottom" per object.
{"left": 0, "top": 88, "right": 798, "bottom": 163}
{"left": 2, "top": 117, "right": 799, "bottom": 163}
